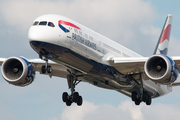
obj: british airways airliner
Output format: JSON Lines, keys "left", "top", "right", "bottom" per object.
{"left": 1, "top": 14, "right": 180, "bottom": 106}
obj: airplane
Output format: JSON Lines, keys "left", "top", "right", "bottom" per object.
{"left": 0, "top": 14, "right": 180, "bottom": 106}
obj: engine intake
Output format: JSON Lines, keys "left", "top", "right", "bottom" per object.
{"left": 144, "top": 55, "right": 179, "bottom": 85}
{"left": 1, "top": 57, "right": 35, "bottom": 87}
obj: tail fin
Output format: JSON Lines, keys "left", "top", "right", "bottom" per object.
{"left": 153, "top": 14, "right": 173, "bottom": 55}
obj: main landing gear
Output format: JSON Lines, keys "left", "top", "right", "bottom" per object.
{"left": 62, "top": 74, "right": 83, "bottom": 106}
{"left": 130, "top": 74, "right": 152, "bottom": 106}
{"left": 131, "top": 91, "right": 151, "bottom": 105}
{"left": 39, "top": 53, "right": 83, "bottom": 106}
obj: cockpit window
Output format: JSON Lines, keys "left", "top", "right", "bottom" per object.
{"left": 39, "top": 21, "right": 47, "bottom": 26}
{"left": 48, "top": 22, "right": 55, "bottom": 27}
{"left": 33, "top": 21, "right": 39, "bottom": 26}
{"left": 33, "top": 21, "right": 55, "bottom": 27}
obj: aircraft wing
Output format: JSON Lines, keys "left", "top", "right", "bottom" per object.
{"left": 109, "top": 57, "right": 148, "bottom": 75}
{"left": 0, "top": 58, "right": 68, "bottom": 78}
{"left": 109, "top": 56, "right": 180, "bottom": 87}
{"left": 0, "top": 58, "right": 7, "bottom": 65}
{"left": 109, "top": 56, "right": 180, "bottom": 74}
{"left": 171, "top": 56, "right": 180, "bottom": 71}
{"left": 169, "top": 56, "right": 180, "bottom": 87}
{"left": 28, "top": 59, "right": 68, "bottom": 78}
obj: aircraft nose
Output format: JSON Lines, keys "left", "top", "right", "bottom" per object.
{"left": 28, "top": 27, "right": 45, "bottom": 42}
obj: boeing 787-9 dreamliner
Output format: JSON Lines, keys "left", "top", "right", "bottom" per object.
{"left": 1, "top": 14, "right": 180, "bottom": 106}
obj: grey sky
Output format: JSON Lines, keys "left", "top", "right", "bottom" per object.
{"left": 0, "top": 0, "right": 180, "bottom": 120}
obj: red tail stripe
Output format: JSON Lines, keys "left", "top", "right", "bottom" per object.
{"left": 58, "top": 20, "right": 80, "bottom": 29}
{"left": 159, "top": 24, "right": 171, "bottom": 44}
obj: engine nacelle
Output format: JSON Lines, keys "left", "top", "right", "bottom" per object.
{"left": 1, "top": 57, "right": 35, "bottom": 87}
{"left": 144, "top": 55, "right": 179, "bottom": 85}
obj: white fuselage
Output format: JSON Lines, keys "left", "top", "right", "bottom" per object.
{"left": 28, "top": 14, "right": 172, "bottom": 99}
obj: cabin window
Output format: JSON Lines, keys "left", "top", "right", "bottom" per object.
{"left": 48, "top": 22, "right": 55, "bottom": 27}
{"left": 79, "top": 31, "right": 82, "bottom": 35}
{"left": 89, "top": 36, "right": 93, "bottom": 40}
{"left": 74, "top": 29, "right": 78, "bottom": 33}
{"left": 33, "top": 21, "right": 39, "bottom": 26}
{"left": 39, "top": 21, "right": 47, "bottom": 26}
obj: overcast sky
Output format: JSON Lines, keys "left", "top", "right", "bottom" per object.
{"left": 0, "top": 0, "right": 180, "bottom": 120}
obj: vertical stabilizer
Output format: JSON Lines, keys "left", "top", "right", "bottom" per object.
{"left": 153, "top": 14, "right": 173, "bottom": 55}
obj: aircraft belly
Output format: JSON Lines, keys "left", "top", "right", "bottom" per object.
{"left": 30, "top": 41, "right": 162, "bottom": 99}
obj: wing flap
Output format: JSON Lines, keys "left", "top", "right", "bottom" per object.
{"left": 109, "top": 57, "right": 148, "bottom": 75}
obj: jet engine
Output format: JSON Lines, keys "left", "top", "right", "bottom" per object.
{"left": 144, "top": 55, "right": 179, "bottom": 85}
{"left": 1, "top": 57, "right": 35, "bottom": 87}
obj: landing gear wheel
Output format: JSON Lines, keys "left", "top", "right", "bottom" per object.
{"left": 135, "top": 99, "right": 141, "bottom": 105}
{"left": 132, "top": 91, "right": 137, "bottom": 101}
{"left": 66, "top": 100, "right": 72, "bottom": 106}
{"left": 73, "top": 92, "right": 79, "bottom": 103}
{"left": 47, "top": 66, "right": 52, "bottom": 73}
{"left": 146, "top": 95, "right": 151, "bottom": 105}
{"left": 77, "top": 96, "right": 83, "bottom": 106}
{"left": 41, "top": 65, "right": 46, "bottom": 74}
{"left": 62, "top": 92, "right": 68, "bottom": 102}
{"left": 63, "top": 74, "right": 83, "bottom": 106}
{"left": 142, "top": 91, "right": 147, "bottom": 102}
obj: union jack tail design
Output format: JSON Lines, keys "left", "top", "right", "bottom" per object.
{"left": 153, "top": 14, "right": 173, "bottom": 55}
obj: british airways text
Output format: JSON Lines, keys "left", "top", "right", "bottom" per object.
{"left": 72, "top": 33, "right": 97, "bottom": 50}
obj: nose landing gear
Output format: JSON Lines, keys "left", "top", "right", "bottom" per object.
{"left": 39, "top": 54, "right": 52, "bottom": 74}
{"left": 41, "top": 60, "right": 52, "bottom": 74}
